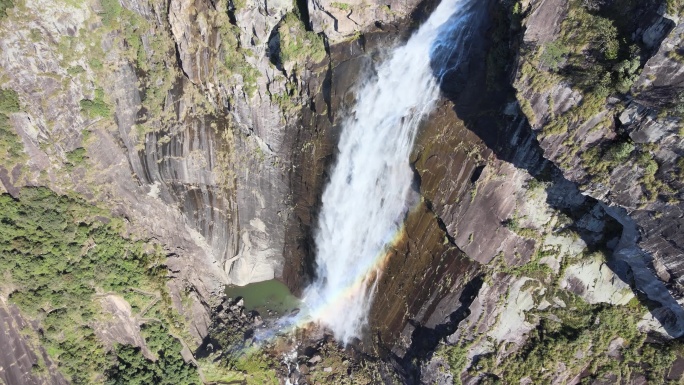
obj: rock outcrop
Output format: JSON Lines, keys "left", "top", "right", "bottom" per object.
{"left": 307, "top": 0, "right": 421, "bottom": 42}
{"left": 511, "top": 0, "right": 684, "bottom": 337}
{"left": 0, "top": 300, "right": 67, "bottom": 385}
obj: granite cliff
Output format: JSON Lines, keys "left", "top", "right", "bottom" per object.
{"left": 1, "top": 0, "right": 684, "bottom": 383}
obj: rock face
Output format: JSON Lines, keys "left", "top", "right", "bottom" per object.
{"left": 0, "top": 0, "right": 433, "bottom": 371}
{"left": 0, "top": 0, "right": 328, "bottom": 340}
{"left": 0, "top": 300, "right": 67, "bottom": 385}
{"left": 372, "top": 0, "right": 684, "bottom": 382}
{"left": 560, "top": 255, "right": 634, "bottom": 305}
{"left": 94, "top": 294, "right": 156, "bottom": 360}
{"left": 510, "top": 0, "right": 684, "bottom": 336}
{"left": 2, "top": 0, "right": 684, "bottom": 382}
{"left": 307, "top": 0, "right": 421, "bottom": 42}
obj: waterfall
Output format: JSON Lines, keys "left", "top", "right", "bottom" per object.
{"left": 300, "top": 0, "right": 481, "bottom": 345}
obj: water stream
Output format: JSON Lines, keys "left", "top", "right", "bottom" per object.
{"left": 299, "top": 0, "right": 482, "bottom": 344}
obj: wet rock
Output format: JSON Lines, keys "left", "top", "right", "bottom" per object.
{"left": 254, "top": 315, "right": 263, "bottom": 327}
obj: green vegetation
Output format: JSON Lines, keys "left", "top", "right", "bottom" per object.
{"left": 0, "top": 88, "right": 26, "bottom": 166}
{"left": 67, "top": 65, "right": 85, "bottom": 76}
{"left": 665, "top": 90, "right": 684, "bottom": 118}
{"left": 606, "top": 140, "right": 635, "bottom": 162}
{"left": 503, "top": 215, "right": 541, "bottom": 241}
{"left": 636, "top": 149, "right": 666, "bottom": 202}
{"left": 80, "top": 88, "right": 111, "bottom": 119}
{"left": 518, "top": 1, "right": 653, "bottom": 188}
{"left": 270, "top": 78, "right": 301, "bottom": 113}
{"left": 577, "top": 138, "right": 665, "bottom": 196}
{"left": 556, "top": 1, "right": 631, "bottom": 92}
{"left": 470, "top": 294, "right": 678, "bottom": 383}
{"left": 435, "top": 342, "right": 470, "bottom": 385}
{"left": 230, "top": 352, "right": 279, "bottom": 385}
{"left": 29, "top": 28, "right": 42, "bottom": 42}
{"left": 0, "top": 0, "right": 14, "bottom": 18}
{"left": 444, "top": 236, "right": 679, "bottom": 384}
{"left": 65, "top": 147, "right": 88, "bottom": 169}
{"left": 667, "top": 0, "right": 684, "bottom": 16}
{"left": 494, "top": 250, "right": 555, "bottom": 280}
{"left": 519, "top": 99, "right": 536, "bottom": 122}
{"left": 0, "top": 187, "right": 199, "bottom": 384}
{"left": 447, "top": 240, "right": 679, "bottom": 382}
{"left": 100, "top": 0, "right": 123, "bottom": 27}
{"left": 304, "top": 339, "right": 378, "bottom": 384}
{"left": 200, "top": 324, "right": 279, "bottom": 384}
{"left": 56, "top": 0, "right": 180, "bottom": 126}
{"left": 613, "top": 57, "right": 641, "bottom": 94}
{"left": 278, "top": 13, "right": 326, "bottom": 65}
{"left": 217, "top": 2, "right": 260, "bottom": 97}
{"left": 90, "top": 57, "right": 103, "bottom": 70}
{"left": 539, "top": 41, "right": 567, "bottom": 71}
{"left": 106, "top": 324, "right": 200, "bottom": 385}
{"left": 111, "top": 8, "right": 186, "bottom": 119}
{"left": 0, "top": 88, "right": 20, "bottom": 113}
{"left": 518, "top": 0, "right": 645, "bottom": 141}
{"left": 331, "top": 2, "right": 350, "bottom": 10}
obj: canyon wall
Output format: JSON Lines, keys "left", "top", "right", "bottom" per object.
{"left": 1, "top": 0, "right": 684, "bottom": 383}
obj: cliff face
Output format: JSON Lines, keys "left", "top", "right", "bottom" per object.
{"left": 2, "top": 0, "right": 684, "bottom": 382}
{"left": 399, "top": 0, "right": 684, "bottom": 382}
{"left": 0, "top": 300, "right": 67, "bottom": 385}
{"left": 511, "top": 0, "right": 684, "bottom": 334}
{"left": 0, "top": 0, "right": 424, "bottom": 381}
{"left": 0, "top": 0, "right": 334, "bottom": 381}
{"left": 0, "top": 0, "right": 328, "bottom": 336}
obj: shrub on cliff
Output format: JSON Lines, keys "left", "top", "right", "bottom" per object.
{"left": 606, "top": 140, "right": 634, "bottom": 162}
{"left": 553, "top": 0, "right": 641, "bottom": 98}
{"left": 0, "top": 88, "right": 19, "bottom": 113}
{"left": 80, "top": 88, "right": 111, "bottom": 119}
{"left": 667, "top": 0, "right": 684, "bottom": 16}
{"left": 0, "top": 88, "right": 26, "bottom": 166}
{"left": 99, "top": 0, "right": 122, "bottom": 27}
{"left": 540, "top": 41, "right": 568, "bottom": 71}
{"left": 277, "top": 13, "right": 326, "bottom": 66}
{"left": 470, "top": 293, "right": 677, "bottom": 383}
{"left": 0, "top": 0, "right": 13, "bottom": 18}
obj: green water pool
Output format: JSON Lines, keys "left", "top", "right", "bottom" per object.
{"left": 224, "top": 279, "right": 301, "bottom": 316}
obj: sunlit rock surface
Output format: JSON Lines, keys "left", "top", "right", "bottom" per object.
{"left": 2, "top": 0, "right": 684, "bottom": 382}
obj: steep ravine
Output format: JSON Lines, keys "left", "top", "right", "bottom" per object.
{"left": 1, "top": 0, "right": 684, "bottom": 383}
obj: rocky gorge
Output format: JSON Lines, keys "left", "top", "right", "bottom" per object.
{"left": 1, "top": 0, "right": 684, "bottom": 383}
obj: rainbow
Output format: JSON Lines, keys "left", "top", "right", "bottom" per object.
{"left": 250, "top": 208, "right": 417, "bottom": 348}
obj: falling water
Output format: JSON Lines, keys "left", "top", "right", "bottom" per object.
{"left": 299, "top": 0, "right": 482, "bottom": 345}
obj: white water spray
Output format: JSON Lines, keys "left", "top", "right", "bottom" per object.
{"left": 299, "top": 0, "right": 481, "bottom": 345}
